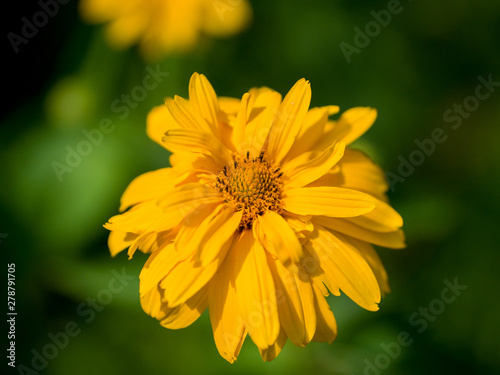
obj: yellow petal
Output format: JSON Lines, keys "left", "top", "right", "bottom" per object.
{"left": 165, "top": 95, "right": 212, "bottom": 133}
{"left": 313, "top": 216, "right": 406, "bottom": 249}
{"left": 160, "top": 218, "right": 234, "bottom": 307}
{"left": 259, "top": 327, "right": 287, "bottom": 362}
{"left": 140, "top": 243, "right": 209, "bottom": 329}
{"left": 284, "top": 105, "right": 339, "bottom": 161}
{"left": 108, "top": 230, "right": 138, "bottom": 257}
{"left": 126, "top": 231, "right": 158, "bottom": 259}
{"left": 170, "top": 156, "right": 220, "bottom": 183}
{"left": 119, "top": 168, "right": 176, "bottom": 212}
{"left": 254, "top": 211, "right": 303, "bottom": 272}
{"left": 299, "top": 246, "right": 340, "bottom": 298}
{"left": 174, "top": 203, "right": 225, "bottom": 258}
{"left": 347, "top": 198, "right": 403, "bottom": 232}
{"left": 162, "top": 128, "right": 232, "bottom": 166}
{"left": 231, "top": 92, "right": 250, "bottom": 152}
{"left": 340, "top": 236, "right": 391, "bottom": 295}
{"left": 239, "top": 89, "right": 282, "bottom": 157}
{"left": 234, "top": 230, "right": 280, "bottom": 349}
{"left": 284, "top": 215, "right": 314, "bottom": 237}
{"left": 160, "top": 256, "right": 222, "bottom": 308}
{"left": 218, "top": 96, "right": 241, "bottom": 118}
{"left": 283, "top": 187, "right": 376, "bottom": 217}
{"left": 156, "top": 183, "right": 223, "bottom": 213}
{"left": 194, "top": 206, "right": 242, "bottom": 265}
{"left": 305, "top": 225, "right": 381, "bottom": 311}
{"left": 316, "top": 107, "right": 377, "bottom": 148}
{"left": 314, "top": 276, "right": 335, "bottom": 297}
{"left": 159, "top": 285, "right": 209, "bottom": 329}
{"left": 311, "top": 283, "right": 337, "bottom": 343}
{"left": 303, "top": 168, "right": 343, "bottom": 188}
{"left": 266, "top": 79, "right": 311, "bottom": 163}
{"left": 139, "top": 201, "right": 202, "bottom": 235}
{"left": 267, "top": 254, "right": 316, "bottom": 347}
{"left": 330, "top": 231, "right": 391, "bottom": 297}
{"left": 140, "top": 243, "right": 178, "bottom": 319}
{"left": 105, "top": 200, "right": 163, "bottom": 233}
{"left": 338, "top": 149, "right": 388, "bottom": 201}
{"left": 188, "top": 73, "right": 220, "bottom": 135}
{"left": 177, "top": 204, "right": 242, "bottom": 267}
{"left": 208, "top": 242, "right": 247, "bottom": 363}
{"left": 299, "top": 244, "right": 340, "bottom": 298}
{"left": 283, "top": 141, "right": 345, "bottom": 188}
{"left": 146, "top": 104, "right": 179, "bottom": 149}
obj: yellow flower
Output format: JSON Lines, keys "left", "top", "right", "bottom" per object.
{"left": 105, "top": 73, "right": 405, "bottom": 362}
{"left": 79, "top": 0, "right": 252, "bottom": 59}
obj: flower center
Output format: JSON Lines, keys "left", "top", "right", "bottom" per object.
{"left": 215, "top": 151, "right": 284, "bottom": 229}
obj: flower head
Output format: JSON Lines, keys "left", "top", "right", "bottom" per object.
{"left": 80, "top": 0, "right": 252, "bottom": 59}
{"left": 105, "top": 73, "right": 405, "bottom": 362}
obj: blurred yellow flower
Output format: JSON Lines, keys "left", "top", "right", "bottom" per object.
{"left": 104, "top": 73, "right": 405, "bottom": 362}
{"left": 80, "top": 0, "right": 252, "bottom": 59}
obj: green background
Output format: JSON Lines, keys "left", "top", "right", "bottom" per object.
{"left": 2, "top": 0, "right": 500, "bottom": 374}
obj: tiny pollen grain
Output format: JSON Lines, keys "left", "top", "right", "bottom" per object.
{"left": 215, "top": 150, "right": 284, "bottom": 229}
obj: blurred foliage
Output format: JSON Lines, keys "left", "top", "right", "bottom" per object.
{"left": 2, "top": 0, "right": 500, "bottom": 374}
